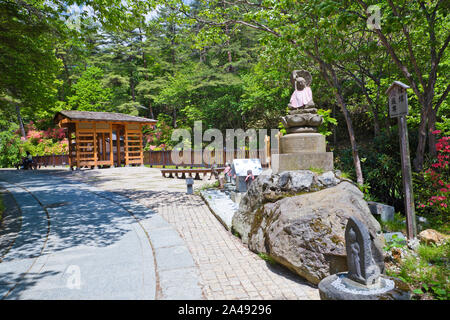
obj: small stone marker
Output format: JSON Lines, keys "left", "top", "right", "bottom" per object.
{"left": 345, "top": 217, "right": 381, "bottom": 288}
{"left": 367, "top": 201, "right": 395, "bottom": 222}
{"left": 186, "top": 178, "right": 194, "bottom": 194}
{"left": 318, "top": 216, "right": 411, "bottom": 300}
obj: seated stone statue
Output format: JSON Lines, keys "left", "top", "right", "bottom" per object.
{"left": 289, "top": 74, "right": 315, "bottom": 109}
{"left": 282, "top": 70, "right": 323, "bottom": 134}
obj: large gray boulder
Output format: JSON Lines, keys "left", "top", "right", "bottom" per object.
{"left": 232, "top": 171, "right": 385, "bottom": 285}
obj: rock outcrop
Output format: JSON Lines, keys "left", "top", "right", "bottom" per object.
{"left": 232, "top": 170, "right": 385, "bottom": 285}
{"left": 418, "top": 229, "right": 449, "bottom": 245}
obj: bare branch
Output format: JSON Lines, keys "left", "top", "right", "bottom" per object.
{"left": 355, "top": 0, "right": 424, "bottom": 104}
{"left": 434, "top": 84, "right": 450, "bottom": 112}
{"left": 387, "top": 0, "right": 425, "bottom": 90}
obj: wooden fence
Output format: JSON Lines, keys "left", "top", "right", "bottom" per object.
{"left": 34, "top": 155, "right": 70, "bottom": 167}
{"left": 35, "top": 149, "right": 270, "bottom": 168}
{"left": 144, "top": 149, "right": 270, "bottom": 168}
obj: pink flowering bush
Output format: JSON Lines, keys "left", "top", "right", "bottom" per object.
{"left": 416, "top": 130, "right": 450, "bottom": 226}
{"left": 19, "top": 121, "right": 68, "bottom": 156}
{"left": 143, "top": 114, "right": 174, "bottom": 151}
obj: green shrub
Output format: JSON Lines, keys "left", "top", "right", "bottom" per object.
{"left": 0, "top": 124, "right": 24, "bottom": 167}
{"left": 335, "top": 128, "right": 406, "bottom": 210}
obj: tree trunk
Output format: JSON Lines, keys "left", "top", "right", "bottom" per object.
{"left": 372, "top": 104, "right": 381, "bottom": 136}
{"left": 427, "top": 106, "right": 437, "bottom": 157}
{"left": 15, "top": 105, "right": 26, "bottom": 138}
{"left": 333, "top": 103, "right": 337, "bottom": 147}
{"left": 319, "top": 64, "right": 364, "bottom": 185}
{"left": 130, "top": 74, "right": 136, "bottom": 102}
{"left": 413, "top": 99, "right": 430, "bottom": 171}
{"left": 384, "top": 100, "right": 391, "bottom": 132}
{"left": 172, "top": 108, "right": 177, "bottom": 128}
{"left": 148, "top": 100, "right": 154, "bottom": 119}
{"left": 335, "top": 91, "right": 364, "bottom": 185}
{"left": 224, "top": 4, "right": 233, "bottom": 72}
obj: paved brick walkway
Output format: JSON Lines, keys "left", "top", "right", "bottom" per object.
{"left": 127, "top": 190, "right": 319, "bottom": 300}
{"left": 62, "top": 167, "right": 320, "bottom": 300}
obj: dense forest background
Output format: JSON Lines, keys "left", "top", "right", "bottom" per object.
{"left": 0, "top": 0, "right": 449, "bottom": 223}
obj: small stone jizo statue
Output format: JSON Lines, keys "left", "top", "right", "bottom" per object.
{"left": 345, "top": 217, "right": 381, "bottom": 288}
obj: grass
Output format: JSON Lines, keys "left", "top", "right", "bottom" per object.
{"left": 194, "top": 180, "right": 220, "bottom": 195}
{"left": 379, "top": 212, "right": 407, "bottom": 233}
{"left": 379, "top": 207, "right": 450, "bottom": 300}
{"left": 337, "top": 171, "right": 352, "bottom": 179}
{"left": 308, "top": 167, "right": 324, "bottom": 174}
{"left": 386, "top": 241, "right": 449, "bottom": 300}
{"left": 258, "top": 253, "right": 277, "bottom": 265}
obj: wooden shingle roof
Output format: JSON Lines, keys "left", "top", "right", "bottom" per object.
{"left": 55, "top": 110, "right": 157, "bottom": 124}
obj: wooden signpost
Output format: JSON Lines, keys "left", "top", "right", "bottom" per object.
{"left": 387, "top": 81, "right": 417, "bottom": 239}
{"left": 264, "top": 135, "right": 271, "bottom": 168}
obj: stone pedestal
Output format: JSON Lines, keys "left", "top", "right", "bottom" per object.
{"left": 272, "top": 133, "right": 333, "bottom": 174}
{"left": 318, "top": 273, "right": 411, "bottom": 300}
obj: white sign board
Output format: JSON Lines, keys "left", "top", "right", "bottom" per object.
{"left": 232, "top": 159, "right": 263, "bottom": 176}
{"left": 389, "top": 86, "right": 409, "bottom": 118}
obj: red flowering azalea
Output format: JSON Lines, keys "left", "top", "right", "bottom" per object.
{"left": 417, "top": 133, "right": 450, "bottom": 217}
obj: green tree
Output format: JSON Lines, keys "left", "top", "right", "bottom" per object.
{"left": 67, "top": 66, "right": 112, "bottom": 111}
{"left": 0, "top": 0, "right": 63, "bottom": 137}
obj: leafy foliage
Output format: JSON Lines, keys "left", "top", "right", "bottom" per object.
{"left": 67, "top": 67, "right": 112, "bottom": 111}
{"left": 0, "top": 123, "right": 23, "bottom": 167}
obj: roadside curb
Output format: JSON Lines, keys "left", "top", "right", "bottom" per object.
{"left": 200, "top": 189, "right": 238, "bottom": 231}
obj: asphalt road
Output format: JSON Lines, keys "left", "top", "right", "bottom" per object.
{"left": 0, "top": 170, "right": 156, "bottom": 299}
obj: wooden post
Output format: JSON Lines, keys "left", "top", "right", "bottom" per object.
{"left": 68, "top": 128, "right": 73, "bottom": 170}
{"left": 109, "top": 129, "right": 114, "bottom": 167}
{"left": 93, "top": 126, "right": 98, "bottom": 169}
{"left": 75, "top": 123, "right": 80, "bottom": 170}
{"left": 117, "top": 127, "right": 121, "bottom": 167}
{"left": 398, "top": 115, "right": 417, "bottom": 239}
{"left": 139, "top": 125, "right": 144, "bottom": 166}
{"left": 387, "top": 81, "right": 417, "bottom": 240}
{"left": 277, "top": 131, "right": 283, "bottom": 154}
{"left": 162, "top": 148, "right": 165, "bottom": 168}
{"left": 124, "top": 127, "right": 129, "bottom": 166}
{"left": 102, "top": 132, "right": 107, "bottom": 161}
{"left": 264, "top": 135, "right": 271, "bottom": 168}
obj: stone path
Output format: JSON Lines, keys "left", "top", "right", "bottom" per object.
{"left": 60, "top": 167, "right": 320, "bottom": 300}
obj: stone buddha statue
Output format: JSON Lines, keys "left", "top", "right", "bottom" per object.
{"left": 282, "top": 70, "right": 323, "bottom": 134}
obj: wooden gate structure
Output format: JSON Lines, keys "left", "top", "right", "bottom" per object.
{"left": 54, "top": 110, "right": 157, "bottom": 170}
